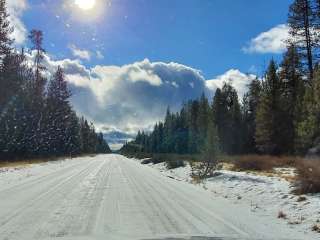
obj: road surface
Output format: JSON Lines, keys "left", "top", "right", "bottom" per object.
{"left": 0, "top": 155, "right": 308, "bottom": 240}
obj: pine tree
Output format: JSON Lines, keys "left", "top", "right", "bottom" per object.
{"left": 65, "top": 111, "right": 81, "bottom": 155}
{"left": 0, "top": 0, "right": 13, "bottom": 65}
{"left": 241, "top": 78, "right": 261, "bottom": 153}
{"left": 23, "top": 30, "right": 47, "bottom": 156}
{"left": 188, "top": 100, "right": 200, "bottom": 153}
{"left": 296, "top": 67, "right": 320, "bottom": 153}
{"left": 288, "top": 0, "right": 317, "bottom": 80}
{"left": 46, "top": 66, "right": 72, "bottom": 155}
{"left": 255, "top": 60, "right": 282, "bottom": 154}
{"left": 212, "top": 83, "right": 242, "bottom": 154}
{"left": 0, "top": 0, "right": 15, "bottom": 110}
{"left": 194, "top": 119, "right": 220, "bottom": 179}
{"left": 279, "top": 45, "right": 305, "bottom": 154}
{"left": 197, "top": 93, "right": 210, "bottom": 148}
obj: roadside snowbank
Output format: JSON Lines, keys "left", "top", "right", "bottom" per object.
{"left": 148, "top": 161, "right": 320, "bottom": 236}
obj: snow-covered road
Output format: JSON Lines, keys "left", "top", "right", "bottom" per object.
{"left": 0, "top": 155, "right": 311, "bottom": 240}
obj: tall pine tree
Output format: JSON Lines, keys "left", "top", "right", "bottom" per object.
{"left": 255, "top": 60, "right": 282, "bottom": 154}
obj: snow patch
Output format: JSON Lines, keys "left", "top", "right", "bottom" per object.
{"left": 147, "top": 161, "right": 320, "bottom": 237}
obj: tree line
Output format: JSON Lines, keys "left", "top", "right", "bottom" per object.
{"left": 122, "top": 0, "right": 320, "bottom": 157}
{"left": 0, "top": 0, "right": 111, "bottom": 160}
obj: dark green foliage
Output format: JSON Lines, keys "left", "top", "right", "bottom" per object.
{"left": 288, "top": 0, "right": 317, "bottom": 80}
{"left": 123, "top": 93, "right": 220, "bottom": 156}
{"left": 0, "top": 0, "right": 13, "bottom": 63}
{"left": 241, "top": 78, "right": 261, "bottom": 153}
{"left": 212, "top": 83, "right": 242, "bottom": 155}
{"left": 255, "top": 60, "right": 282, "bottom": 154}
{"left": 0, "top": 2, "right": 111, "bottom": 161}
{"left": 279, "top": 45, "right": 305, "bottom": 154}
{"left": 121, "top": 0, "right": 320, "bottom": 159}
{"left": 194, "top": 118, "right": 220, "bottom": 178}
{"left": 296, "top": 67, "right": 320, "bottom": 153}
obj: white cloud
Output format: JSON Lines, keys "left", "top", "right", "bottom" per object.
{"left": 27, "top": 53, "right": 256, "bottom": 147}
{"left": 69, "top": 44, "right": 91, "bottom": 61}
{"left": 7, "top": 0, "right": 28, "bottom": 45}
{"left": 206, "top": 69, "right": 256, "bottom": 98}
{"left": 243, "top": 24, "right": 289, "bottom": 54}
{"left": 28, "top": 55, "right": 207, "bottom": 141}
{"left": 96, "top": 50, "right": 104, "bottom": 59}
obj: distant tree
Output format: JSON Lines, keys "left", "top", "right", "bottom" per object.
{"left": 197, "top": 93, "right": 210, "bottom": 148}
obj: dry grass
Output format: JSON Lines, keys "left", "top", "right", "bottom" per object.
{"left": 231, "top": 155, "right": 298, "bottom": 172}
{"left": 293, "top": 159, "right": 320, "bottom": 194}
{"left": 0, "top": 159, "right": 54, "bottom": 169}
{"left": 0, "top": 155, "right": 77, "bottom": 169}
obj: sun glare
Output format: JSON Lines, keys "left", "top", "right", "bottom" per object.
{"left": 75, "top": 0, "right": 96, "bottom": 10}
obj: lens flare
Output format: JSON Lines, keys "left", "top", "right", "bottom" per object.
{"left": 74, "top": 0, "right": 96, "bottom": 10}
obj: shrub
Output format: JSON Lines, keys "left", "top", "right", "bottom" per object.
{"left": 232, "top": 155, "right": 297, "bottom": 171}
{"left": 312, "top": 224, "right": 320, "bottom": 233}
{"left": 294, "top": 159, "right": 320, "bottom": 194}
{"left": 166, "top": 159, "right": 185, "bottom": 169}
{"left": 297, "top": 196, "right": 307, "bottom": 202}
{"left": 149, "top": 154, "right": 187, "bottom": 169}
{"left": 278, "top": 210, "right": 287, "bottom": 219}
{"left": 150, "top": 154, "right": 198, "bottom": 165}
{"left": 141, "top": 159, "right": 152, "bottom": 164}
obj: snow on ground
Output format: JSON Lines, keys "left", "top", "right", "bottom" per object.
{"left": 0, "top": 157, "right": 88, "bottom": 191}
{"left": 1, "top": 155, "right": 319, "bottom": 239}
{"left": 147, "top": 161, "right": 320, "bottom": 237}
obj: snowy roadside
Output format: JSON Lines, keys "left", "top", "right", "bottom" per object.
{"left": 143, "top": 160, "right": 320, "bottom": 237}
{"left": 0, "top": 157, "right": 88, "bottom": 191}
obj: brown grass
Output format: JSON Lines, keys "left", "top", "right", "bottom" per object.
{"left": 231, "top": 155, "right": 298, "bottom": 172}
{"left": 0, "top": 160, "right": 51, "bottom": 169}
{"left": 293, "top": 159, "right": 320, "bottom": 194}
{"left": 0, "top": 155, "right": 80, "bottom": 169}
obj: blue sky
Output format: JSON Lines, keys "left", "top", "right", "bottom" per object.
{"left": 21, "top": 0, "right": 291, "bottom": 77}
{"left": 9, "top": 0, "right": 293, "bottom": 148}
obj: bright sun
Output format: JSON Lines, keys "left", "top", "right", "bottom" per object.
{"left": 75, "top": 0, "right": 96, "bottom": 10}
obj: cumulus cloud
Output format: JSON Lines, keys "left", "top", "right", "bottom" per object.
{"left": 25, "top": 51, "right": 257, "bottom": 149}
{"left": 243, "top": 24, "right": 289, "bottom": 54}
{"left": 25, "top": 51, "right": 90, "bottom": 78}
{"left": 7, "top": 0, "right": 28, "bottom": 45}
{"left": 96, "top": 50, "right": 104, "bottom": 59}
{"left": 67, "top": 59, "right": 207, "bottom": 133}
{"left": 69, "top": 44, "right": 91, "bottom": 61}
{"left": 206, "top": 69, "right": 257, "bottom": 98}
{"left": 26, "top": 49, "right": 259, "bottom": 149}
{"left": 28, "top": 55, "right": 207, "bottom": 147}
